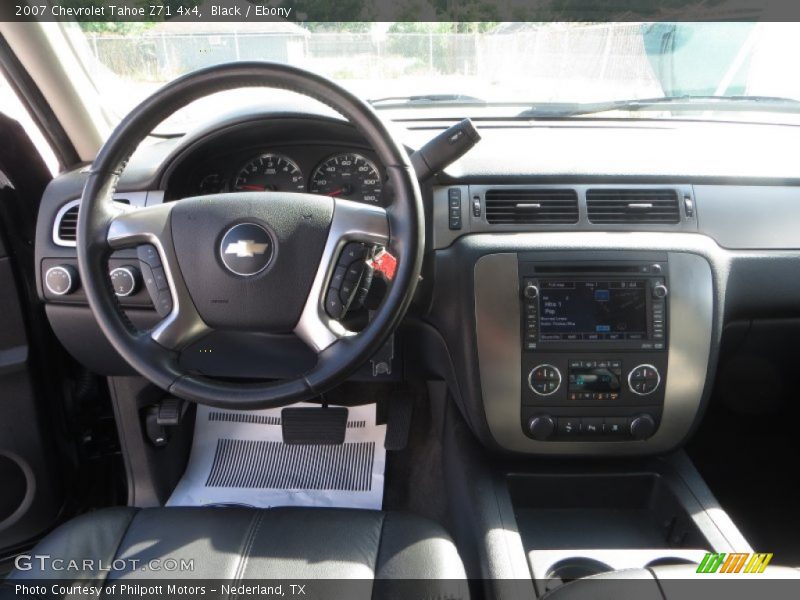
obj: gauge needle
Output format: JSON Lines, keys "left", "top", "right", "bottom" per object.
{"left": 239, "top": 185, "right": 266, "bottom": 191}
{"left": 328, "top": 188, "right": 345, "bottom": 197}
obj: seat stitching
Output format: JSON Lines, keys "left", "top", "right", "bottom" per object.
{"left": 231, "top": 511, "right": 264, "bottom": 600}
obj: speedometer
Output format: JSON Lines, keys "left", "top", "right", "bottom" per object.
{"left": 233, "top": 153, "right": 305, "bottom": 192}
{"left": 309, "top": 153, "right": 383, "bottom": 204}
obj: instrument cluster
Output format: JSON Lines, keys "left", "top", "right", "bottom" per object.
{"left": 183, "top": 146, "right": 386, "bottom": 206}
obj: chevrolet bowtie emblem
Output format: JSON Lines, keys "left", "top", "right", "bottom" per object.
{"left": 224, "top": 240, "right": 269, "bottom": 258}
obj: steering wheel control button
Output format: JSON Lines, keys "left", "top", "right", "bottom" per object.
{"left": 219, "top": 222, "right": 274, "bottom": 276}
{"left": 630, "top": 413, "right": 657, "bottom": 440}
{"left": 628, "top": 364, "right": 661, "bottom": 395}
{"left": 324, "top": 242, "right": 376, "bottom": 320}
{"left": 528, "top": 364, "right": 561, "bottom": 395}
{"left": 155, "top": 290, "right": 173, "bottom": 317}
{"left": 342, "top": 242, "right": 367, "bottom": 263}
{"left": 109, "top": 266, "right": 140, "bottom": 297}
{"left": 136, "top": 244, "right": 161, "bottom": 267}
{"left": 330, "top": 266, "right": 347, "bottom": 289}
{"left": 527, "top": 415, "right": 555, "bottom": 440}
{"left": 325, "top": 289, "right": 346, "bottom": 319}
{"left": 45, "top": 265, "right": 78, "bottom": 295}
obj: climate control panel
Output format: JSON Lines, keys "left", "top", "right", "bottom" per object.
{"left": 521, "top": 354, "right": 666, "bottom": 442}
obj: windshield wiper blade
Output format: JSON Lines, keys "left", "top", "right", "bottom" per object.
{"left": 517, "top": 95, "right": 800, "bottom": 118}
{"left": 369, "top": 94, "right": 486, "bottom": 108}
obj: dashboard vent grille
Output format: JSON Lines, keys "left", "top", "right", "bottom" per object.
{"left": 56, "top": 204, "right": 79, "bottom": 243}
{"left": 586, "top": 189, "right": 680, "bottom": 224}
{"left": 484, "top": 189, "right": 579, "bottom": 224}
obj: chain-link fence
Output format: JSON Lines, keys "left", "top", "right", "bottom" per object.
{"left": 85, "top": 24, "right": 661, "bottom": 100}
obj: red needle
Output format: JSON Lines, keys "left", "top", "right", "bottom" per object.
{"left": 328, "top": 188, "right": 345, "bottom": 197}
{"left": 239, "top": 185, "right": 265, "bottom": 191}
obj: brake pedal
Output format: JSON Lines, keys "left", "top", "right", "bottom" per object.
{"left": 281, "top": 406, "right": 348, "bottom": 445}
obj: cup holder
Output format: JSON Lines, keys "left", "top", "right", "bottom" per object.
{"left": 545, "top": 557, "right": 613, "bottom": 591}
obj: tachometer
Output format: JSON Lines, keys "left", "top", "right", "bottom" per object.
{"left": 233, "top": 153, "right": 305, "bottom": 192}
{"left": 309, "top": 153, "right": 383, "bottom": 203}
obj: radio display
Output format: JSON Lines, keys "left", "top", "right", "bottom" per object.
{"left": 539, "top": 280, "right": 647, "bottom": 341}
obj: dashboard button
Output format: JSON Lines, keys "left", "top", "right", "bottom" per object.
{"left": 582, "top": 418, "right": 603, "bottom": 434}
{"left": 557, "top": 417, "right": 581, "bottom": 436}
{"left": 604, "top": 417, "right": 627, "bottom": 436}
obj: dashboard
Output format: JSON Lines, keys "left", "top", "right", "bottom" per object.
{"left": 32, "top": 107, "right": 800, "bottom": 457}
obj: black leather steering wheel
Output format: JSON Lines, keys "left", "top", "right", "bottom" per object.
{"left": 77, "top": 62, "right": 423, "bottom": 409}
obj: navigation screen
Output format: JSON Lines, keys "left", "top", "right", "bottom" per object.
{"left": 538, "top": 280, "right": 647, "bottom": 341}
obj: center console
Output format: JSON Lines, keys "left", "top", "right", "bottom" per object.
{"left": 519, "top": 254, "right": 669, "bottom": 442}
{"left": 473, "top": 239, "right": 716, "bottom": 456}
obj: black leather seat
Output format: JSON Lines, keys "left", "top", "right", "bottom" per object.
{"left": 6, "top": 507, "right": 469, "bottom": 599}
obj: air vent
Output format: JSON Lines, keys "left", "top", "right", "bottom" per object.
{"left": 484, "top": 189, "right": 579, "bottom": 224}
{"left": 54, "top": 201, "right": 80, "bottom": 246}
{"left": 586, "top": 189, "right": 680, "bottom": 224}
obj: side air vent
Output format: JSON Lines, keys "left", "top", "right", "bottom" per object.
{"left": 53, "top": 200, "right": 80, "bottom": 246}
{"left": 586, "top": 189, "right": 681, "bottom": 224}
{"left": 53, "top": 198, "right": 133, "bottom": 247}
{"left": 484, "top": 189, "right": 579, "bottom": 224}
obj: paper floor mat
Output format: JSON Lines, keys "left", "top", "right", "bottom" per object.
{"left": 167, "top": 403, "right": 386, "bottom": 509}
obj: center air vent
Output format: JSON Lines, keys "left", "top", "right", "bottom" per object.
{"left": 586, "top": 189, "right": 680, "bottom": 224}
{"left": 484, "top": 189, "right": 579, "bottom": 224}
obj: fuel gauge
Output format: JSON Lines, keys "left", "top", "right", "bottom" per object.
{"left": 198, "top": 173, "right": 225, "bottom": 195}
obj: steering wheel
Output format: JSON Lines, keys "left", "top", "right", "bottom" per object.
{"left": 76, "top": 63, "right": 423, "bottom": 409}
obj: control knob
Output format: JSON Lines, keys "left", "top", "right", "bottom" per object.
{"left": 652, "top": 283, "right": 668, "bottom": 299}
{"left": 630, "top": 414, "right": 657, "bottom": 440}
{"left": 527, "top": 415, "right": 555, "bottom": 441}
{"left": 44, "top": 265, "right": 78, "bottom": 295}
{"left": 109, "top": 266, "right": 141, "bottom": 297}
{"left": 524, "top": 282, "right": 539, "bottom": 300}
{"left": 528, "top": 364, "right": 561, "bottom": 395}
{"left": 628, "top": 364, "right": 661, "bottom": 396}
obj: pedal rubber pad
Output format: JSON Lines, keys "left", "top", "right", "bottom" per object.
{"left": 384, "top": 392, "right": 413, "bottom": 451}
{"left": 281, "top": 406, "right": 348, "bottom": 445}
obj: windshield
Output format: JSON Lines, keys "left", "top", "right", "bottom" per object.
{"left": 65, "top": 21, "right": 800, "bottom": 129}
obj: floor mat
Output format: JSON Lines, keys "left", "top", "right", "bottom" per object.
{"left": 168, "top": 403, "right": 386, "bottom": 509}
